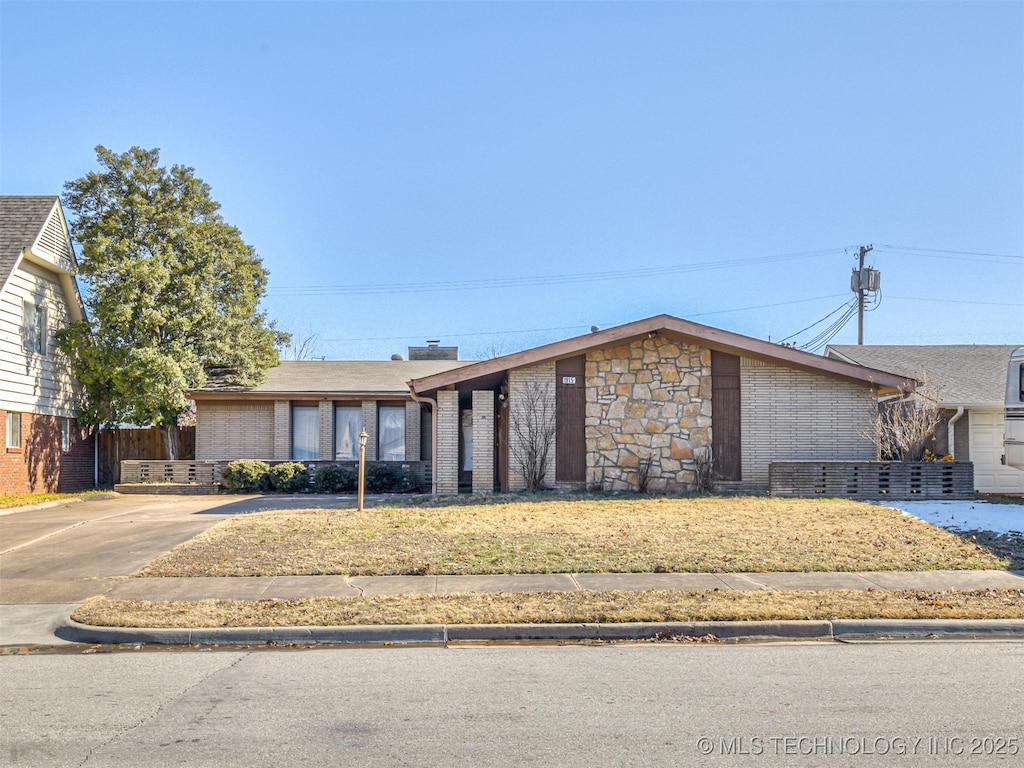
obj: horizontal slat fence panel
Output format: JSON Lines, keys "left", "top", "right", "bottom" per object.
{"left": 769, "top": 461, "right": 974, "bottom": 500}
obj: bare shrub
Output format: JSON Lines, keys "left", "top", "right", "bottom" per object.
{"left": 510, "top": 380, "right": 556, "bottom": 491}
{"left": 636, "top": 451, "right": 655, "bottom": 493}
{"left": 867, "top": 386, "right": 943, "bottom": 461}
{"left": 693, "top": 447, "right": 715, "bottom": 493}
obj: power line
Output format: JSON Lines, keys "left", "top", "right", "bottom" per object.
{"left": 777, "top": 298, "right": 856, "bottom": 344}
{"left": 875, "top": 244, "right": 1023, "bottom": 260}
{"left": 268, "top": 247, "right": 847, "bottom": 297}
{"left": 320, "top": 294, "right": 851, "bottom": 344}
{"left": 886, "top": 295, "right": 1023, "bottom": 307}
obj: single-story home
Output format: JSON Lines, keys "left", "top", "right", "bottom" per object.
{"left": 0, "top": 196, "right": 94, "bottom": 493}
{"left": 191, "top": 341, "right": 474, "bottom": 488}
{"left": 192, "top": 314, "right": 914, "bottom": 494}
{"left": 826, "top": 344, "right": 1024, "bottom": 494}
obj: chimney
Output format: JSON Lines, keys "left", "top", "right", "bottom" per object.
{"left": 408, "top": 339, "right": 458, "bottom": 361}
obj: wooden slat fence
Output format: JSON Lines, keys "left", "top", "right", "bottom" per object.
{"left": 98, "top": 426, "right": 196, "bottom": 486}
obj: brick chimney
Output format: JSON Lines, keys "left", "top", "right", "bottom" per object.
{"left": 408, "top": 339, "right": 458, "bottom": 361}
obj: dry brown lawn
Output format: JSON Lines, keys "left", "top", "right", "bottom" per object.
{"left": 73, "top": 589, "right": 1024, "bottom": 628}
{"left": 138, "top": 496, "right": 1008, "bottom": 577}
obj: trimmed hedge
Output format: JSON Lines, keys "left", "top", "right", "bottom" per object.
{"left": 314, "top": 464, "right": 358, "bottom": 493}
{"left": 221, "top": 460, "right": 271, "bottom": 493}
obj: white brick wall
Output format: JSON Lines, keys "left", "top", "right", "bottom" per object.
{"left": 361, "top": 400, "right": 378, "bottom": 461}
{"left": 318, "top": 400, "right": 333, "bottom": 460}
{"left": 273, "top": 401, "right": 290, "bottom": 460}
{"left": 435, "top": 390, "right": 459, "bottom": 494}
{"left": 472, "top": 390, "right": 494, "bottom": 493}
{"left": 740, "top": 358, "right": 878, "bottom": 488}
{"left": 195, "top": 401, "right": 274, "bottom": 460}
{"left": 405, "top": 400, "right": 421, "bottom": 462}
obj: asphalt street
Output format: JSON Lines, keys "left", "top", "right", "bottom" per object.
{"left": 3, "top": 642, "right": 1023, "bottom": 767}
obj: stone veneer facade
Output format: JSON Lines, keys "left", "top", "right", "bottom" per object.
{"left": 585, "top": 337, "right": 712, "bottom": 492}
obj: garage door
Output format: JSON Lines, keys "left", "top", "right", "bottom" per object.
{"left": 969, "top": 408, "right": 1024, "bottom": 493}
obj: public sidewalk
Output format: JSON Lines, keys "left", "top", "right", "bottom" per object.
{"left": 92, "top": 568, "right": 1024, "bottom": 601}
{"left": 5, "top": 569, "right": 1024, "bottom": 648}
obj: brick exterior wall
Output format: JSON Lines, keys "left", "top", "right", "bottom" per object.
{"left": 195, "top": 402, "right": 274, "bottom": 460}
{"left": 405, "top": 401, "right": 421, "bottom": 462}
{"left": 273, "top": 401, "right": 290, "bottom": 460}
{"left": 361, "top": 400, "right": 378, "bottom": 462}
{"left": 584, "top": 337, "right": 712, "bottom": 492}
{"left": 435, "top": 390, "right": 460, "bottom": 495}
{"left": 507, "top": 362, "right": 557, "bottom": 491}
{"left": 740, "top": 357, "right": 878, "bottom": 489}
{"left": 0, "top": 411, "right": 94, "bottom": 493}
{"left": 472, "top": 390, "right": 494, "bottom": 493}
{"left": 934, "top": 408, "right": 970, "bottom": 460}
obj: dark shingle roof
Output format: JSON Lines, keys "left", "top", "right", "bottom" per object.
{"left": 0, "top": 195, "right": 59, "bottom": 285}
{"left": 826, "top": 345, "right": 1023, "bottom": 406}
{"left": 194, "top": 359, "right": 477, "bottom": 397}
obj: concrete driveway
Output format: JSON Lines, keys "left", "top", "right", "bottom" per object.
{"left": 0, "top": 493, "right": 364, "bottom": 646}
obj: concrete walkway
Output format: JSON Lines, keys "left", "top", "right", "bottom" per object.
{"left": 4, "top": 569, "right": 1024, "bottom": 648}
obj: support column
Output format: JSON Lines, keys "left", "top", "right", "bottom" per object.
{"left": 361, "top": 400, "right": 378, "bottom": 461}
{"left": 318, "top": 400, "right": 333, "bottom": 460}
{"left": 435, "top": 390, "right": 459, "bottom": 495}
{"left": 405, "top": 400, "right": 421, "bottom": 462}
{"left": 273, "top": 401, "right": 290, "bottom": 460}
{"left": 472, "top": 390, "right": 494, "bottom": 494}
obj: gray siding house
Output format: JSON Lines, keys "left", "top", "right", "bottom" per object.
{"left": 826, "top": 344, "right": 1024, "bottom": 494}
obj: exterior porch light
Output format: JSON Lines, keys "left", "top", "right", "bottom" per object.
{"left": 357, "top": 429, "right": 369, "bottom": 511}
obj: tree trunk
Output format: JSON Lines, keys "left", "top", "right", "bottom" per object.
{"left": 163, "top": 424, "right": 178, "bottom": 461}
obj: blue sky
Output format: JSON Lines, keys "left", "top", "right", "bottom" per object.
{"left": 2, "top": 1, "right": 1021, "bottom": 360}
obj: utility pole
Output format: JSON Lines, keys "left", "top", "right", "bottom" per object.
{"left": 851, "top": 244, "right": 878, "bottom": 345}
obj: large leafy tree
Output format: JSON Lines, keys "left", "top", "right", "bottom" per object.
{"left": 59, "top": 145, "right": 287, "bottom": 457}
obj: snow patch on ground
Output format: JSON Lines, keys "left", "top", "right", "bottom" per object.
{"left": 880, "top": 500, "right": 1024, "bottom": 535}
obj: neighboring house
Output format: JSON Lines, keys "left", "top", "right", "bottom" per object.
{"left": 826, "top": 344, "right": 1024, "bottom": 494}
{"left": 190, "top": 342, "right": 474, "bottom": 488}
{"left": 408, "top": 315, "right": 911, "bottom": 494}
{"left": 0, "top": 196, "right": 94, "bottom": 493}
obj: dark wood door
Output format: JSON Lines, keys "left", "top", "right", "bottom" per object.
{"left": 711, "top": 351, "right": 741, "bottom": 481}
{"left": 556, "top": 356, "right": 586, "bottom": 482}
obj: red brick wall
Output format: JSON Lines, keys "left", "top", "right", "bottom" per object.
{"left": 0, "top": 411, "right": 95, "bottom": 494}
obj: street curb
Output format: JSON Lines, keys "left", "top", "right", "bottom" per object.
{"left": 56, "top": 617, "right": 1024, "bottom": 647}
{"left": 59, "top": 619, "right": 448, "bottom": 646}
{"left": 831, "top": 619, "right": 1024, "bottom": 638}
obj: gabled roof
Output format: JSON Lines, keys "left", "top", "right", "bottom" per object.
{"left": 409, "top": 314, "right": 913, "bottom": 395}
{"left": 826, "top": 344, "right": 1022, "bottom": 407}
{"left": 0, "top": 195, "right": 85, "bottom": 321}
{"left": 192, "top": 359, "right": 476, "bottom": 399}
{"left": 0, "top": 196, "right": 60, "bottom": 283}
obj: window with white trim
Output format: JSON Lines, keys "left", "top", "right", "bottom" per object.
{"left": 6, "top": 412, "right": 22, "bottom": 449}
{"left": 291, "top": 405, "right": 319, "bottom": 460}
{"left": 378, "top": 405, "right": 405, "bottom": 461}
{"left": 61, "top": 418, "right": 72, "bottom": 452}
{"left": 334, "top": 406, "right": 362, "bottom": 461}
{"left": 23, "top": 300, "right": 47, "bottom": 355}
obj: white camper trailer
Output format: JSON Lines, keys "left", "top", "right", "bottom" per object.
{"left": 1006, "top": 347, "right": 1024, "bottom": 471}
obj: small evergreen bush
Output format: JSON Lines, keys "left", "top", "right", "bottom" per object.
{"left": 221, "top": 460, "right": 271, "bottom": 493}
{"left": 314, "top": 464, "right": 358, "bottom": 493}
{"left": 364, "top": 462, "right": 413, "bottom": 493}
{"left": 266, "top": 461, "right": 310, "bottom": 493}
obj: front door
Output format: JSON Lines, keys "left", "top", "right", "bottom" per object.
{"left": 711, "top": 351, "right": 741, "bottom": 481}
{"left": 556, "top": 356, "right": 586, "bottom": 483}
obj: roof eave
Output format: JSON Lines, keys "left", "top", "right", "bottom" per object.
{"left": 190, "top": 389, "right": 414, "bottom": 400}
{"left": 410, "top": 314, "right": 914, "bottom": 393}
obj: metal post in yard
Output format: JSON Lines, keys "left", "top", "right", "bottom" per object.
{"left": 357, "top": 429, "right": 369, "bottom": 511}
